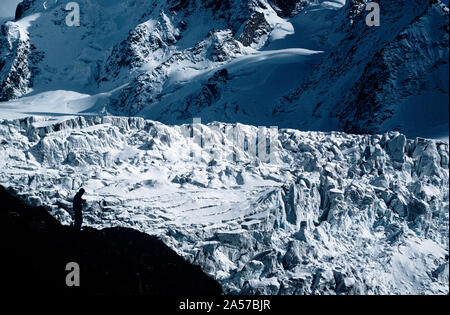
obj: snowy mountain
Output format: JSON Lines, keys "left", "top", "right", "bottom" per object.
{"left": 1, "top": 0, "right": 447, "bottom": 138}
{"left": 0, "top": 0, "right": 448, "bottom": 295}
{"left": 273, "top": 0, "right": 449, "bottom": 138}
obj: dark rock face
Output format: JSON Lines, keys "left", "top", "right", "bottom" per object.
{"left": 338, "top": 0, "right": 449, "bottom": 134}
{"left": 108, "top": 29, "right": 242, "bottom": 117}
{"left": 15, "top": 0, "right": 35, "bottom": 20}
{"left": 269, "top": 0, "right": 308, "bottom": 17}
{"left": 0, "top": 17, "right": 44, "bottom": 102}
{"left": 169, "top": 0, "right": 191, "bottom": 12}
{"left": 15, "top": 2, "right": 26, "bottom": 21}
{"left": 274, "top": 0, "right": 448, "bottom": 136}
{"left": 0, "top": 185, "right": 223, "bottom": 296}
{"left": 175, "top": 68, "right": 232, "bottom": 120}
{"left": 238, "top": 12, "right": 271, "bottom": 47}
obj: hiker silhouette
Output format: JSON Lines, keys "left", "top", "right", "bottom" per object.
{"left": 73, "top": 188, "right": 86, "bottom": 231}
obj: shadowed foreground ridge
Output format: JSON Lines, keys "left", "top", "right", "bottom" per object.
{"left": 0, "top": 185, "right": 223, "bottom": 296}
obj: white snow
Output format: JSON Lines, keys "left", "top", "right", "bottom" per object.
{"left": 0, "top": 114, "right": 447, "bottom": 294}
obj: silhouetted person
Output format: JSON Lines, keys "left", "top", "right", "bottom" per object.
{"left": 73, "top": 188, "right": 86, "bottom": 231}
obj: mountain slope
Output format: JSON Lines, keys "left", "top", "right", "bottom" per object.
{"left": 0, "top": 184, "right": 223, "bottom": 296}
{"left": 273, "top": 0, "right": 449, "bottom": 138}
{"left": 0, "top": 0, "right": 446, "bottom": 138}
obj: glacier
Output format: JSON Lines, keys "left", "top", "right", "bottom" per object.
{"left": 0, "top": 115, "right": 448, "bottom": 294}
